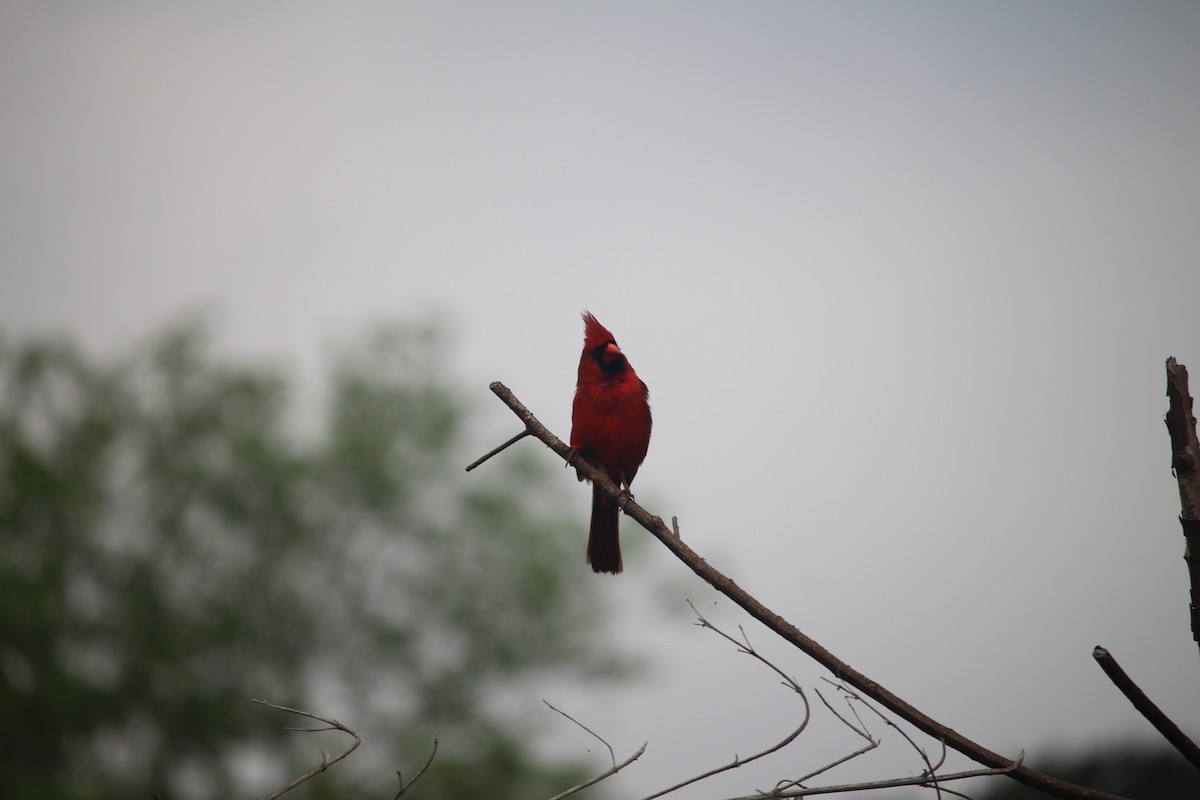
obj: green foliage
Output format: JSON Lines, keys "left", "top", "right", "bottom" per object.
{"left": 0, "top": 319, "right": 624, "bottom": 799}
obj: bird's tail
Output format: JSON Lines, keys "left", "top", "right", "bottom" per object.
{"left": 587, "top": 483, "right": 623, "bottom": 574}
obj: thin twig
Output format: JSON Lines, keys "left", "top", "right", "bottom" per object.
{"left": 542, "top": 699, "right": 647, "bottom": 799}
{"left": 784, "top": 739, "right": 878, "bottom": 792}
{"left": 635, "top": 605, "right": 811, "bottom": 799}
{"left": 546, "top": 742, "right": 648, "bottom": 800}
{"left": 833, "top": 680, "right": 947, "bottom": 769}
{"left": 392, "top": 737, "right": 439, "bottom": 799}
{"left": 253, "top": 699, "right": 361, "bottom": 800}
{"left": 823, "top": 679, "right": 949, "bottom": 798}
{"left": 479, "top": 381, "right": 1131, "bottom": 800}
{"left": 726, "top": 753, "right": 1026, "bottom": 799}
{"left": 688, "top": 604, "right": 975, "bottom": 800}
{"left": 686, "top": 603, "right": 977, "bottom": 800}
{"left": 1093, "top": 646, "right": 1200, "bottom": 770}
{"left": 640, "top": 720, "right": 809, "bottom": 800}
{"left": 465, "top": 428, "right": 532, "bottom": 471}
{"left": 928, "top": 788, "right": 976, "bottom": 800}
{"left": 813, "top": 688, "right": 874, "bottom": 745}
{"left": 773, "top": 689, "right": 878, "bottom": 789}
{"left": 545, "top": 700, "right": 617, "bottom": 768}
{"left": 689, "top": 601, "right": 805, "bottom": 694}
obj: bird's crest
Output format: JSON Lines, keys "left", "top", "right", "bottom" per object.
{"left": 581, "top": 311, "right": 617, "bottom": 350}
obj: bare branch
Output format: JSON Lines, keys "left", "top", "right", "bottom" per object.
{"left": 726, "top": 753, "right": 1026, "bottom": 799}
{"left": 924, "top": 788, "right": 976, "bottom": 800}
{"left": 781, "top": 690, "right": 879, "bottom": 788}
{"left": 835, "top": 680, "right": 945, "bottom": 767}
{"left": 391, "top": 737, "right": 439, "bottom": 799}
{"left": 253, "top": 699, "right": 361, "bottom": 800}
{"left": 546, "top": 742, "right": 648, "bottom": 800}
{"left": 784, "top": 740, "right": 880, "bottom": 792}
{"left": 821, "top": 680, "right": 950, "bottom": 798}
{"left": 465, "top": 429, "right": 532, "bottom": 471}
{"left": 541, "top": 698, "right": 647, "bottom": 799}
{"left": 689, "top": 600, "right": 806, "bottom": 695}
{"left": 1165, "top": 357, "right": 1200, "bottom": 651}
{"left": 1093, "top": 646, "right": 1200, "bottom": 770}
{"left": 642, "top": 716, "right": 810, "bottom": 800}
{"left": 813, "top": 688, "right": 875, "bottom": 746}
{"left": 480, "top": 381, "right": 1132, "bottom": 800}
{"left": 654, "top": 601, "right": 981, "bottom": 800}
{"left": 544, "top": 700, "right": 617, "bottom": 768}
{"left": 1167, "top": 358, "right": 1200, "bottom": 521}
{"left": 641, "top": 653, "right": 808, "bottom": 800}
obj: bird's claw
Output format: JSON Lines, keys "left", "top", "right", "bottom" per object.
{"left": 616, "top": 487, "right": 635, "bottom": 509}
{"left": 565, "top": 448, "right": 588, "bottom": 482}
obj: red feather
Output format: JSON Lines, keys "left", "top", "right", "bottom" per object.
{"left": 569, "top": 312, "right": 652, "bottom": 574}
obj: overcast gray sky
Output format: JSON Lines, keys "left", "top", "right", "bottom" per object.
{"left": 3, "top": 2, "right": 1200, "bottom": 796}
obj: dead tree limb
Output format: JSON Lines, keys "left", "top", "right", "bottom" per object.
{"left": 1165, "top": 357, "right": 1200, "bottom": 651}
{"left": 1092, "top": 646, "right": 1200, "bottom": 770}
{"left": 476, "top": 381, "right": 1130, "bottom": 800}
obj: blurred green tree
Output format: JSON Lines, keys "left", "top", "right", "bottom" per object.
{"left": 0, "top": 318, "right": 626, "bottom": 800}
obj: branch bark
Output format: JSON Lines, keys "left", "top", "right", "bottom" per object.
{"left": 482, "top": 381, "right": 1130, "bottom": 800}
{"left": 1092, "top": 646, "right": 1200, "bottom": 771}
{"left": 1165, "top": 357, "right": 1200, "bottom": 650}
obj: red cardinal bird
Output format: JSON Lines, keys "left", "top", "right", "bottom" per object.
{"left": 570, "top": 312, "right": 652, "bottom": 574}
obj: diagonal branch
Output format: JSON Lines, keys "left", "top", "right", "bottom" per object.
{"left": 391, "top": 737, "right": 439, "bottom": 799}
{"left": 479, "top": 381, "right": 1131, "bottom": 800}
{"left": 465, "top": 429, "right": 531, "bottom": 471}
{"left": 542, "top": 698, "right": 646, "bottom": 800}
{"left": 1165, "top": 357, "right": 1200, "bottom": 651}
{"left": 1092, "top": 646, "right": 1200, "bottom": 770}
{"left": 546, "top": 742, "right": 648, "bottom": 800}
